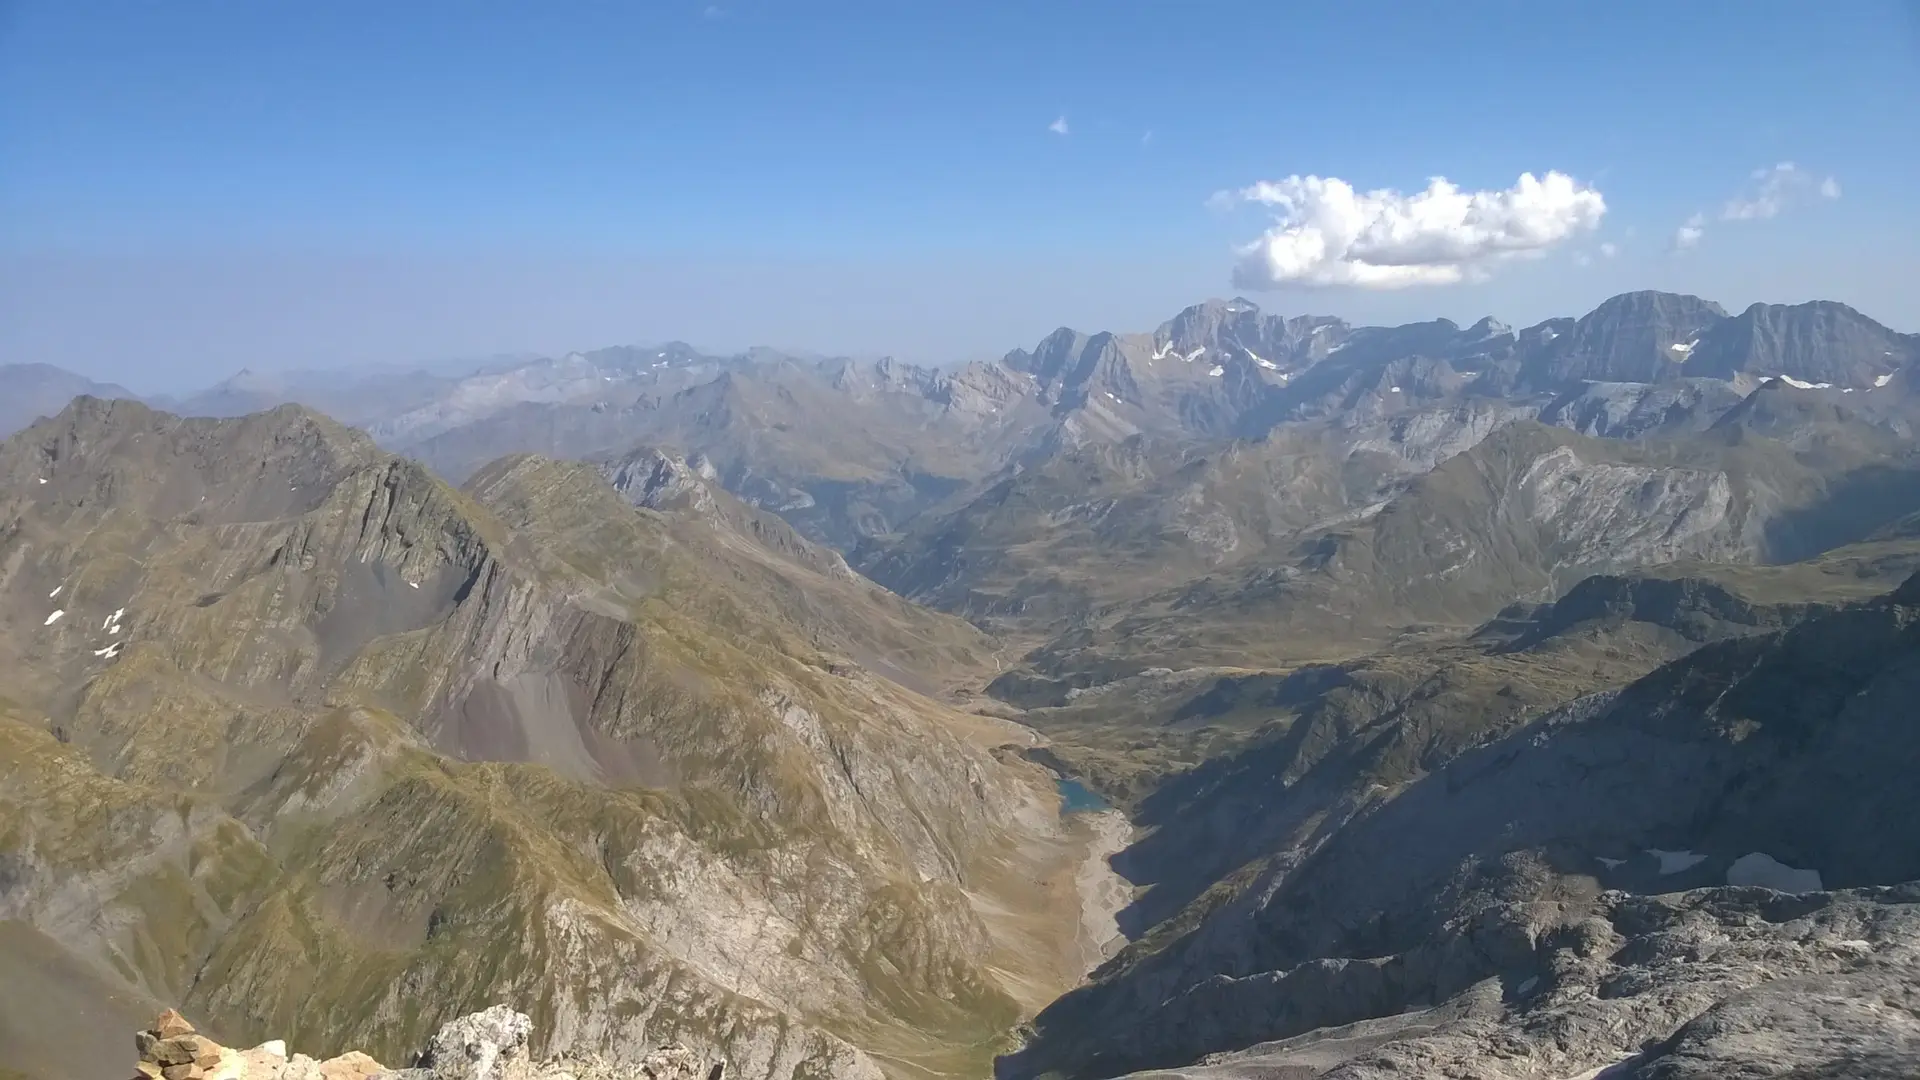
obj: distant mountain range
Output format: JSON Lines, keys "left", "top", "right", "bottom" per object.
{"left": 10, "top": 290, "right": 1920, "bottom": 1080}
{"left": 13, "top": 288, "right": 1919, "bottom": 669}
{"left": 0, "top": 364, "right": 140, "bottom": 440}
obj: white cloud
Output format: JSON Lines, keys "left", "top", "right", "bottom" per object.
{"left": 1048, "top": 115, "right": 1070, "bottom": 136}
{"left": 1573, "top": 252, "right": 1593, "bottom": 267}
{"left": 1721, "top": 161, "right": 1841, "bottom": 220}
{"left": 1599, "top": 241, "right": 1619, "bottom": 258}
{"left": 1722, "top": 162, "right": 1801, "bottom": 220}
{"left": 1672, "top": 213, "right": 1706, "bottom": 251}
{"left": 1672, "top": 162, "right": 1841, "bottom": 251}
{"left": 1220, "top": 171, "right": 1606, "bottom": 290}
{"left": 1141, "top": 129, "right": 1154, "bottom": 146}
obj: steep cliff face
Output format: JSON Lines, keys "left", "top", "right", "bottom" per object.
{"left": 0, "top": 399, "right": 1085, "bottom": 1080}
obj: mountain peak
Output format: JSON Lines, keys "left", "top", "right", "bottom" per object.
{"left": 1589, "top": 289, "right": 1730, "bottom": 319}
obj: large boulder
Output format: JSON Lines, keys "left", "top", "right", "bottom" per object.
{"left": 420, "top": 1006, "right": 534, "bottom": 1080}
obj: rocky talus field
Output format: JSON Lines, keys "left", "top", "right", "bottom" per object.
{"left": 6, "top": 289, "right": 1920, "bottom": 1079}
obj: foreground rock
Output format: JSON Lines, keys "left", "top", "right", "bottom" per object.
{"left": 130, "top": 1008, "right": 375, "bottom": 1080}
{"left": 126, "top": 1007, "right": 719, "bottom": 1080}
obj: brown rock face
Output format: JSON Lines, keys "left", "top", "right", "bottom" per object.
{"left": 152, "top": 1010, "right": 197, "bottom": 1040}
{"left": 133, "top": 1010, "right": 233, "bottom": 1080}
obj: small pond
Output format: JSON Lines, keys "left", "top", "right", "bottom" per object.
{"left": 1055, "top": 777, "right": 1111, "bottom": 815}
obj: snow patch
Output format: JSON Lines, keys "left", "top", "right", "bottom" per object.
{"left": 93, "top": 643, "right": 121, "bottom": 659}
{"left": 48, "top": 586, "right": 61, "bottom": 599}
{"left": 1647, "top": 848, "right": 1707, "bottom": 875}
{"left": 1208, "top": 366, "right": 1225, "bottom": 377}
{"left": 1539, "top": 327, "right": 1559, "bottom": 343}
{"left": 1727, "top": 852, "right": 1823, "bottom": 894}
{"left": 1779, "top": 375, "right": 1833, "bottom": 390}
{"left": 1244, "top": 347, "right": 1277, "bottom": 370}
{"left": 1596, "top": 857, "right": 1626, "bottom": 870}
{"left": 409, "top": 581, "right": 420, "bottom": 589}
{"left": 1668, "top": 340, "right": 1697, "bottom": 357}
{"left": 1389, "top": 386, "right": 1402, "bottom": 393}
{"left": 103, "top": 608, "right": 125, "bottom": 631}
{"left": 37, "top": 477, "right": 47, "bottom": 484}
{"left": 44, "top": 610, "right": 64, "bottom": 626}
{"left": 1182, "top": 348, "right": 1205, "bottom": 363}
{"left": 1874, "top": 373, "right": 1895, "bottom": 388}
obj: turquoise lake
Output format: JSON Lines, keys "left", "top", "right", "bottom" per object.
{"left": 1055, "top": 777, "right": 1111, "bottom": 814}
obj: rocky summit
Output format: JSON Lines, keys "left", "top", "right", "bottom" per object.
{"left": 115, "top": 1005, "right": 721, "bottom": 1080}
{"left": 6, "top": 288, "right": 1920, "bottom": 1080}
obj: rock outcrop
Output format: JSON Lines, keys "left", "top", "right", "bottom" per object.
{"left": 130, "top": 1008, "right": 382, "bottom": 1080}
{"left": 122, "top": 1007, "right": 721, "bottom": 1080}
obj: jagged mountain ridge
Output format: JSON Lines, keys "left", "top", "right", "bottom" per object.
{"left": 0, "top": 398, "right": 1093, "bottom": 1080}
{"left": 0, "top": 363, "right": 142, "bottom": 438}
{"left": 112, "top": 289, "right": 1917, "bottom": 566}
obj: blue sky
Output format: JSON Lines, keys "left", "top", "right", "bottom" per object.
{"left": 4, "top": 1, "right": 1918, "bottom": 389}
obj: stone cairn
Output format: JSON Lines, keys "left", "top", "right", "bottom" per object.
{"left": 129, "top": 1006, "right": 722, "bottom": 1080}
{"left": 133, "top": 1009, "right": 224, "bottom": 1080}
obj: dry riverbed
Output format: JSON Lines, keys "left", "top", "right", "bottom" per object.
{"left": 1071, "top": 807, "right": 1135, "bottom": 975}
